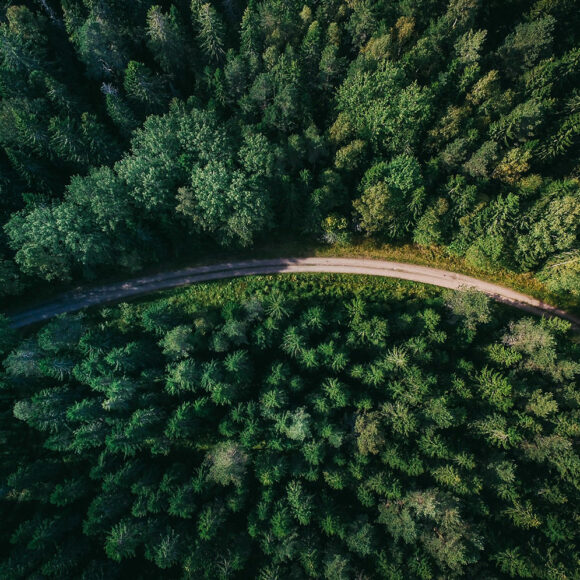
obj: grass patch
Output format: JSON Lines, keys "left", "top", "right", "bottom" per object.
{"left": 189, "top": 236, "right": 577, "bottom": 316}
{"left": 122, "top": 274, "right": 443, "bottom": 318}
{"left": 7, "top": 235, "right": 579, "bottom": 319}
{"left": 174, "top": 273, "right": 443, "bottom": 310}
{"left": 162, "top": 234, "right": 578, "bottom": 314}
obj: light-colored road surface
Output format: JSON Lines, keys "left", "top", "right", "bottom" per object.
{"left": 8, "top": 258, "right": 580, "bottom": 329}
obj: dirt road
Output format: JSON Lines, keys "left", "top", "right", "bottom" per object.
{"left": 8, "top": 257, "right": 580, "bottom": 329}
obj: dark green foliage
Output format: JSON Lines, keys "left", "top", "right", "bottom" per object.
{"left": 123, "top": 61, "right": 168, "bottom": 114}
{"left": 0, "top": 0, "right": 577, "bottom": 298}
{"left": 353, "top": 155, "right": 425, "bottom": 239}
{"left": 0, "top": 2, "right": 580, "bottom": 573}
{"left": 1, "top": 278, "right": 579, "bottom": 577}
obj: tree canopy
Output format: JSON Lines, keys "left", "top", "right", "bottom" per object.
{"left": 1, "top": 276, "right": 579, "bottom": 578}
{"left": 0, "top": 0, "right": 578, "bottom": 299}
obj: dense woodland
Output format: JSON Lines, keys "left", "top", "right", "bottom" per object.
{"left": 0, "top": 0, "right": 579, "bottom": 300}
{"left": 1, "top": 2, "right": 580, "bottom": 578}
{"left": 0, "top": 276, "right": 579, "bottom": 578}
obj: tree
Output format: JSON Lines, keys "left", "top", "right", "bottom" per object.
{"left": 116, "top": 102, "right": 189, "bottom": 214}
{"left": 57, "top": 166, "right": 141, "bottom": 277}
{"left": 276, "top": 407, "right": 311, "bottom": 441}
{"left": 197, "top": 502, "right": 226, "bottom": 540}
{"left": 323, "top": 553, "right": 350, "bottom": 580}
{"left": 503, "top": 501, "right": 542, "bottom": 530}
{"left": 123, "top": 61, "right": 168, "bottom": 113}
{"left": 454, "top": 29, "right": 487, "bottom": 65}
{"left": 287, "top": 480, "right": 312, "bottom": 525}
{"left": 151, "top": 528, "right": 184, "bottom": 569}
{"left": 492, "top": 147, "right": 532, "bottom": 184}
{"left": 142, "top": 300, "right": 186, "bottom": 336}
{"left": 13, "top": 387, "right": 77, "bottom": 432}
{"left": 492, "top": 548, "right": 533, "bottom": 578}
{"left": 333, "top": 60, "right": 431, "bottom": 156}
{"left": 476, "top": 367, "right": 513, "bottom": 412}
{"left": 354, "top": 411, "right": 385, "bottom": 455}
{"left": 444, "top": 0, "right": 480, "bottom": 32}
{"left": 514, "top": 181, "right": 580, "bottom": 270}
{"left": 463, "top": 140, "right": 499, "bottom": 178}
{"left": 177, "top": 161, "right": 271, "bottom": 247}
{"left": 37, "top": 314, "right": 84, "bottom": 354}
{"left": 206, "top": 442, "right": 248, "bottom": 486}
{"left": 260, "top": 46, "right": 305, "bottom": 133}
{"left": 5, "top": 205, "right": 72, "bottom": 281}
{"left": 334, "top": 139, "right": 366, "bottom": 171}
{"left": 147, "top": 5, "right": 191, "bottom": 75}
{"left": 345, "top": 0, "right": 377, "bottom": 48}
{"left": 502, "top": 318, "right": 557, "bottom": 370}
{"left": 300, "top": 20, "right": 322, "bottom": 84}
{"left": 345, "top": 520, "right": 374, "bottom": 556}
{"left": 540, "top": 108, "right": 580, "bottom": 161}
{"left": 71, "top": 8, "right": 131, "bottom": 81}
{"left": 318, "top": 25, "right": 346, "bottom": 93}
{"left": 193, "top": 2, "right": 226, "bottom": 63}
{"left": 238, "top": 130, "right": 278, "bottom": 178}
{"left": 1, "top": 2, "right": 580, "bottom": 576}
{"left": 282, "top": 326, "right": 308, "bottom": 358}
{"left": 498, "top": 16, "right": 556, "bottom": 76}
{"left": 538, "top": 250, "right": 580, "bottom": 296}
{"left": 413, "top": 198, "right": 448, "bottom": 247}
{"left": 48, "top": 112, "right": 119, "bottom": 168}
{"left": 445, "top": 287, "right": 491, "bottom": 331}
{"left": 105, "top": 520, "right": 143, "bottom": 561}
{"left": 354, "top": 155, "right": 425, "bottom": 239}
{"left": 0, "top": 6, "right": 48, "bottom": 74}
{"left": 159, "top": 325, "right": 195, "bottom": 360}
{"left": 489, "top": 98, "right": 547, "bottom": 146}
{"left": 459, "top": 193, "right": 520, "bottom": 270}
{"left": 105, "top": 90, "right": 139, "bottom": 138}
{"left": 322, "top": 377, "right": 348, "bottom": 408}
{"left": 4, "top": 163, "right": 144, "bottom": 281}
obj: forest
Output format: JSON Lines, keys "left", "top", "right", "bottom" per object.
{"left": 0, "top": 0, "right": 578, "bottom": 299}
{"left": 1, "top": 1, "right": 580, "bottom": 578}
{"left": 0, "top": 276, "right": 579, "bottom": 578}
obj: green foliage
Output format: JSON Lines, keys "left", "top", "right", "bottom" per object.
{"left": 178, "top": 161, "right": 271, "bottom": 247}
{"left": 192, "top": 1, "right": 226, "bottom": 63}
{"left": 123, "top": 61, "right": 168, "bottom": 112}
{"left": 539, "top": 250, "right": 580, "bottom": 296}
{"left": 105, "top": 520, "right": 143, "bottom": 562}
{"left": 5, "top": 166, "right": 142, "bottom": 281}
{"left": 206, "top": 442, "right": 248, "bottom": 486}
{"left": 333, "top": 61, "right": 430, "bottom": 156}
{"left": 354, "top": 411, "right": 385, "bottom": 455}
{"left": 146, "top": 5, "right": 191, "bottom": 75}
{"left": 0, "top": 0, "right": 579, "bottom": 571}
{"left": 445, "top": 287, "right": 491, "bottom": 332}
{"left": 2, "top": 277, "right": 579, "bottom": 577}
{"left": 354, "top": 155, "right": 425, "bottom": 239}
{"left": 498, "top": 16, "right": 556, "bottom": 76}
{"left": 0, "top": 0, "right": 577, "bottom": 303}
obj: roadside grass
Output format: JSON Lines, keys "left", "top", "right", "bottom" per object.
{"left": 4, "top": 234, "right": 578, "bottom": 318}
{"left": 111, "top": 274, "right": 447, "bottom": 328}
{"left": 110, "top": 273, "right": 577, "bottom": 344}
{"left": 171, "top": 273, "right": 444, "bottom": 312}
{"left": 239, "top": 236, "right": 578, "bottom": 315}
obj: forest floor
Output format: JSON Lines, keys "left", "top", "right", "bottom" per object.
{"left": 8, "top": 257, "right": 580, "bottom": 331}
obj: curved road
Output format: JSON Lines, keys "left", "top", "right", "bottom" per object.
{"left": 8, "top": 257, "right": 580, "bottom": 330}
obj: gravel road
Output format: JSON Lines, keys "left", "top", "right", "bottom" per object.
{"left": 8, "top": 257, "right": 580, "bottom": 329}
